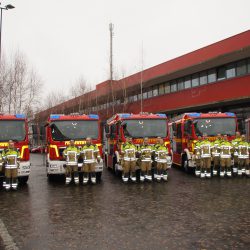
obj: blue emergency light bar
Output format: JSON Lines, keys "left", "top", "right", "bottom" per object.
{"left": 119, "top": 113, "right": 131, "bottom": 118}
{"left": 225, "top": 112, "right": 236, "bottom": 117}
{"left": 88, "top": 114, "right": 99, "bottom": 119}
{"left": 15, "top": 114, "right": 26, "bottom": 119}
{"left": 156, "top": 113, "right": 167, "bottom": 118}
{"left": 188, "top": 113, "right": 201, "bottom": 117}
{"left": 50, "top": 114, "right": 60, "bottom": 119}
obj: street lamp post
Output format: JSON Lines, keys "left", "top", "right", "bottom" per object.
{"left": 0, "top": 3, "right": 15, "bottom": 64}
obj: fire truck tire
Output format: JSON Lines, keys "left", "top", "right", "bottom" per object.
{"left": 18, "top": 176, "right": 29, "bottom": 185}
{"left": 182, "top": 155, "right": 192, "bottom": 174}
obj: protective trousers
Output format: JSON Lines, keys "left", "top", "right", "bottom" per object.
{"left": 122, "top": 160, "right": 136, "bottom": 177}
{"left": 156, "top": 162, "right": 168, "bottom": 175}
{"left": 65, "top": 165, "right": 78, "bottom": 184}
{"left": 213, "top": 156, "right": 220, "bottom": 173}
{"left": 239, "top": 159, "right": 249, "bottom": 173}
{"left": 220, "top": 158, "right": 231, "bottom": 172}
{"left": 201, "top": 158, "right": 211, "bottom": 172}
{"left": 5, "top": 168, "right": 18, "bottom": 190}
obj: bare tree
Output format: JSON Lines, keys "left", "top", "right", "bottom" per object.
{"left": 0, "top": 50, "right": 43, "bottom": 118}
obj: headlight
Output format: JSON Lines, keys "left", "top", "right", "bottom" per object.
{"left": 50, "top": 164, "right": 58, "bottom": 169}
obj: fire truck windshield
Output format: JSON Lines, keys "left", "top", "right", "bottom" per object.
{"left": 50, "top": 120, "right": 99, "bottom": 141}
{"left": 0, "top": 120, "right": 26, "bottom": 142}
{"left": 193, "top": 118, "right": 236, "bottom": 136}
{"left": 123, "top": 119, "right": 167, "bottom": 138}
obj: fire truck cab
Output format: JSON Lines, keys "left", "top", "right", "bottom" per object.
{"left": 169, "top": 112, "right": 237, "bottom": 172}
{"left": 104, "top": 113, "right": 171, "bottom": 174}
{"left": 46, "top": 114, "right": 103, "bottom": 179}
{"left": 0, "top": 114, "right": 31, "bottom": 183}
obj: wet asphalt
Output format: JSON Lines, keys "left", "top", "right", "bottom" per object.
{"left": 0, "top": 154, "right": 250, "bottom": 250}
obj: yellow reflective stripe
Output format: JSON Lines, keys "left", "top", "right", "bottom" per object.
{"left": 21, "top": 145, "right": 29, "bottom": 158}
{"left": 96, "top": 143, "right": 102, "bottom": 147}
{"left": 164, "top": 142, "right": 170, "bottom": 146}
{"left": 50, "top": 145, "right": 59, "bottom": 157}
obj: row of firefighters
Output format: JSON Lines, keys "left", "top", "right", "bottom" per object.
{"left": 64, "top": 137, "right": 171, "bottom": 185}
{"left": 194, "top": 133, "right": 250, "bottom": 178}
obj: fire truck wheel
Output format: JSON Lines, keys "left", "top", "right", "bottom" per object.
{"left": 18, "top": 176, "right": 29, "bottom": 185}
{"left": 182, "top": 155, "right": 192, "bottom": 174}
{"left": 96, "top": 172, "right": 102, "bottom": 182}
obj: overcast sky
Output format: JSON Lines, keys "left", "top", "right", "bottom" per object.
{"left": 2, "top": 0, "right": 250, "bottom": 96}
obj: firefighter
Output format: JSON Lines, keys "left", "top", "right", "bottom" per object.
{"left": 154, "top": 137, "right": 162, "bottom": 150}
{"left": 63, "top": 139, "right": 80, "bottom": 185}
{"left": 154, "top": 138, "right": 169, "bottom": 182}
{"left": 238, "top": 135, "right": 249, "bottom": 177}
{"left": 219, "top": 135, "right": 233, "bottom": 177}
{"left": 194, "top": 136, "right": 202, "bottom": 176}
{"left": 120, "top": 137, "right": 137, "bottom": 183}
{"left": 199, "top": 134, "right": 212, "bottom": 178}
{"left": 231, "top": 131, "right": 242, "bottom": 175}
{"left": 211, "top": 134, "right": 223, "bottom": 176}
{"left": 81, "top": 137, "right": 100, "bottom": 184}
{"left": 2, "top": 140, "right": 20, "bottom": 190}
{"left": 138, "top": 137, "right": 154, "bottom": 182}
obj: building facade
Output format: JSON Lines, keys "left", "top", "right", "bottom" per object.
{"left": 36, "top": 30, "right": 250, "bottom": 132}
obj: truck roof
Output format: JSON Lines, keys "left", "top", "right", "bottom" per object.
{"left": 107, "top": 113, "right": 167, "bottom": 125}
{"left": 170, "top": 112, "right": 236, "bottom": 123}
{"left": 48, "top": 114, "right": 99, "bottom": 121}
{"left": 0, "top": 114, "right": 26, "bottom": 120}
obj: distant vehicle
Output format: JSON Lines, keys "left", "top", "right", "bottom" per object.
{"left": 30, "top": 145, "right": 46, "bottom": 153}
{"left": 0, "top": 114, "right": 31, "bottom": 184}
{"left": 169, "top": 112, "right": 237, "bottom": 172}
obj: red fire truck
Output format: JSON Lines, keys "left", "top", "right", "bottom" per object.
{"left": 169, "top": 112, "right": 237, "bottom": 172}
{"left": 46, "top": 114, "right": 103, "bottom": 179}
{"left": 0, "top": 114, "right": 30, "bottom": 183}
{"left": 104, "top": 113, "right": 171, "bottom": 174}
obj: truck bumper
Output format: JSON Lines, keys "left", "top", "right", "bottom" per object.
{"left": 18, "top": 161, "right": 31, "bottom": 177}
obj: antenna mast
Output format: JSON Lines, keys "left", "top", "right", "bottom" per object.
{"left": 140, "top": 42, "right": 144, "bottom": 113}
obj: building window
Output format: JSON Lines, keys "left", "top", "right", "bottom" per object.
{"left": 226, "top": 63, "right": 236, "bottom": 78}
{"left": 138, "top": 93, "right": 142, "bottom": 100}
{"left": 208, "top": 69, "right": 216, "bottom": 83}
{"left": 170, "top": 81, "right": 177, "bottom": 92}
{"left": 152, "top": 86, "right": 158, "bottom": 97}
{"left": 184, "top": 76, "right": 191, "bottom": 89}
{"left": 159, "top": 84, "right": 165, "bottom": 95}
{"left": 217, "top": 66, "right": 226, "bottom": 81}
{"left": 247, "top": 58, "right": 250, "bottom": 73}
{"left": 199, "top": 71, "right": 207, "bottom": 85}
{"left": 133, "top": 95, "right": 138, "bottom": 101}
{"left": 191, "top": 73, "right": 199, "bottom": 87}
{"left": 236, "top": 60, "right": 247, "bottom": 76}
{"left": 147, "top": 88, "right": 153, "bottom": 98}
{"left": 177, "top": 79, "right": 184, "bottom": 90}
{"left": 128, "top": 96, "right": 133, "bottom": 103}
{"left": 143, "top": 91, "right": 148, "bottom": 99}
{"left": 165, "top": 82, "right": 170, "bottom": 94}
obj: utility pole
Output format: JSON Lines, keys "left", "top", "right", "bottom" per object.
{"left": 109, "top": 23, "right": 115, "bottom": 114}
{"left": 140, "top": 41, "right": 144, "bottom": 113}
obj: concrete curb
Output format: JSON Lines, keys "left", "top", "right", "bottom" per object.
{"left": 0, "top": 219, "right": 18, "bottom": 250}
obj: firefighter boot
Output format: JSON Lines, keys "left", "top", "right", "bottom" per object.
{"left": 205, "top": 169, "right": 211, "bottom": 178}
{"left": 162, "top": 170, "right": 168, "bottom": 182}
{"left": 5, "top": 178, "right": 11, "bottom": 191}
{"left": 90, "top": 172, "right": 96, "bottom": 184}
{"left": 213, "top": 165, "right": 218, "bottom": 176}
{"left": 233, "top": 163, "right": 238, "bottom": 176}
{"left": 83, "top": 172, "right": 89, "bottom": 185}
{"left": 200, "top": 169, "right": 205, "bottom": 178}
{"left": 156, "top": 169, "right": 162, "bottom": 182}
{"left": 245, "top": 165, "right": 250, "bottom": 177}
{"left": 226, "top": 167, "right": 232, "bottom": 177}
{"left": 122, "top": 172, "right": 129, "bottom": 183}
{"left": 220, "top": 167, "right": 225, "bottom": 178}
{"left": 195, "top": 167, "right": 201, "bottom": 177}
{"left": 140, "top": 171, "right": 145, "bottom": 182}
{"left": 130, "top": 171, "right": 136, "bottom": 183}
{"left": 242, "top": 167, "right": 246, "bottom": 175}
{"left": 74, "top": 172, "right": 79, "bottom": 185}
{"left": 11, "top": 178, "right": 18, "bottom": 190}
{"left": 145, "top": 170, "right": 152, "bottom": 182}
